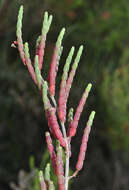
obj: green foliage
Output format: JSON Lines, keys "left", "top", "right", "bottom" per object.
{"left": 99, "top": 59, "right": 129, "bottom": 151}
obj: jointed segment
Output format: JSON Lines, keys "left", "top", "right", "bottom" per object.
{"left": 16, "top": 5, "right": 25, "bottom": 65}
{"left": 16, "top": 5, "right": 23, "bottom": 37}
{"left": 42, "top": 12, "right": 53, "bottom": 35}
{"left": 37, "top": 12, "right": 53, "bottom": 70}
{"left": 42, "top": 81, "right": 51, "bottom": 110}
{"left": 36, "top": 36, "right": 41, "bottom": 49}
{"left": 35, "top": 55, "right": 43, "bottom": 89}
{"left": 58, "top": 47, "right": 75, "bottom": 123}
{"left": 68, "top": 83, "right": 92, "bottom": 137}
{"left": 65, "top": 45, "right": 83, "bottom": 99}
{"left": 56, "top": 28, "right": 65, "bottom": 47}
{"left": 56, "top": 142, "right": 65, "bottom": 190}
{"left": 45, "top": 132, "right": 57, "bottom": 174}
{"left": 76, "top": 111, "right": 96, "bottom": 171}
{"left": 24, "top": 42, "right": 37, "bottom": 84}
{"left": 46, "top": 107, "right": 66, "bottom": 147}
{"left": 68, "top": 108, "right": 74, "bottom": 124}
{"left": 49, "top": 28, "right": 66, "bottom": 97}
{"left": 87, "top": 111, "right": 96, "bottom": 127}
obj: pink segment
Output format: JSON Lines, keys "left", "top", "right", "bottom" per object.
{"left": 48, "top": 47, "right": 59, "bottom": 96}
{"left": 35, "top": 35, "right": 46, "bottom": 70}
{"left": 68, "top": 91, "right": 88, "bottom": 137}
{"left": 46, "top": 107, "right": 66, "bottom": 147}
{"left": 76, "top": 125, "right": 91, "bottom": 171}
{"left": 46, "top": 133, "right": 57, "bottom": 174}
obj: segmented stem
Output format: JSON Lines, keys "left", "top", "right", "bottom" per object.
{"left": 68, "top": 83, "right": 92, "bottom": 137}
{"left": 16, "top": 5, "right": 25, "bottom": 65}
{"left": 49, "top": 28, "right": 65, "bottom": 97}
{"left": 24, "top": 42, "right": 37, "bottom": 84}
{"left": 76, "top": 111, "right": 95, "bottom": 171}
{"left": 45, "top": 132, "right": 57, "bottom": 174}
{"left": 58, "top": 47, "right": 75, "bottom": 123}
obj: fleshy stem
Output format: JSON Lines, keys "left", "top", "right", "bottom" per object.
{"left": 48, "top": 28, "right": 65, "bottom": 97}
{"left": 24, "top": 42, "right": 37, "bottom": 85}
{"left": 16, "top": 5, "right": 25, "bottom": 65}
{"left": 37, "top": 12, "right": 53, "bottom": 70}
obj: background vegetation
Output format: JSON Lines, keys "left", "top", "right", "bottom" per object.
{"left": 0, "top": 0, "right": 129, "bottom": 189}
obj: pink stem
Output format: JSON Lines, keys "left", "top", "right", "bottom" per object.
{"left": 35, "top": 35, "right": 46, "bottom": 70}
{"left": 45, "top": 132, "right": 57, "bottom": 174}
{"left": 76, "top": 124, "right": 91, "bottom": 171}
{"left": 46, "top": 107, "right": 66, "bottom": 147}
{"left": 68, "top": 84, "right": 92, "bottom": 137}
{"left": 48, "top": 47, "right": 59, "bottom": 96}
{"left": 56, "top": 145, "right": 65, "bottom": 190}
{"left": 58, "top": 82, "right": 67, "bottom": 122}
{"left": 17, "top": 37, "right": 26, "bottom": 65}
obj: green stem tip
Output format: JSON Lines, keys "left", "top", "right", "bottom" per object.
{"left": 17, "top": 5, "right": 24, "bottom": 37}
{"left": 87, "top": 111, "right": 96, "bottom": 127}
{"left": 24, "top": 42, "right": 30, "bottom": 59}
{"left": 68, "top": 107, "right": 74, "bottom": 123}
{"left": 48, "top": 181, "right": 55, "bottom": 190}
{"left": 56, "top": 28, "right": 66, "bottom": 47}
{"left": 39, "top": 170, "right": 44, "bottom": 181}
{"left": 43, "top": 81, "right": 50, "bottom": 110}
{"left": 85, "top": 83, "right": 92, "bottom": 93}
{"left": 63, "top": 46, "right": 75, "bottom": 78}
{"left": 45, "top": 163, "right": 50, "bottom": 181}
{"left": 42, "top": 11, "right": 53, "bottom": 35}
{"left": 74, "top": 45, "right": 83, "bottom": 63}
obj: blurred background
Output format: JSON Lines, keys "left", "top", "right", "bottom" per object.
{"left": 0, "top": 0, "right": 129, "bottom": 189}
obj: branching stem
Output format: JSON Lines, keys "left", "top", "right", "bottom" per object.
{"left": 50, "top": 95, "right": 57, "bottom": 108}
{"left": 50, "top": 94, "right": 70, "bottom": 190}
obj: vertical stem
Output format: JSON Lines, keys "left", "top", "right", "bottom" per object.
{"left": 51, "top": 95, "right": 57, "bottom": 108}
{"left": 61, "top": 122, "right": 70, "bottom": 190}
{"left": 51, "top": 96, "right": 70, "bottom": 189}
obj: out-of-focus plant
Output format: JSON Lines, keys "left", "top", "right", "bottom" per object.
{"left": 14, "top": 5, "right": 95, "bottom": 190}
{"left": 10, "top": 151, "right": 72, "bottom": 190}
{"left": 99, "top": 50, "right": 129, "bottom": 151}
{"left": 10, "top": 152, "right": 49, "bottom": 190}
